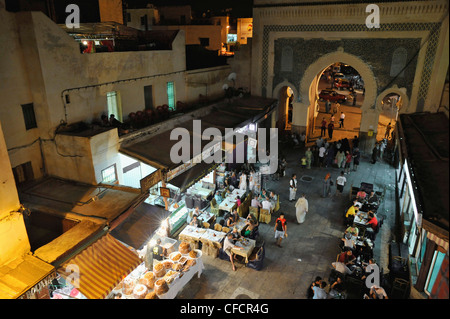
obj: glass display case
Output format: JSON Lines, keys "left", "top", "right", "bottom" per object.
{"left": 168, "top": 203, "right": 189, "bottom": 236}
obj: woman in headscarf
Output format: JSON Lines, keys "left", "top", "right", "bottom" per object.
{"left": 322, "top": 173, "right": 332, "bottom": 198}
{"left": 295, "top": 194, "right": 309, "bottom": 224}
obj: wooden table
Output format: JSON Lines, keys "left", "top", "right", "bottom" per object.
{"left": 232, "top": 238, "right": 256, "bottom": 263}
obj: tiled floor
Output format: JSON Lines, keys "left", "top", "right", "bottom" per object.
{"left": 176, "top": 135, "right": 397, "bottom": 299}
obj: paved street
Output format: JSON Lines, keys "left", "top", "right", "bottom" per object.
{"left": 177, "top": 135, "right": 397, "bottom": 299}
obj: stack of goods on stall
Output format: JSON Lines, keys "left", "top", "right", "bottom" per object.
{"left": 110, "top": 241, "right": 201, "bottom": 299}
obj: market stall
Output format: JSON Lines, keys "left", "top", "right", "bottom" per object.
{"left": 108, "top": 242, "right": 204, "bottom": 299}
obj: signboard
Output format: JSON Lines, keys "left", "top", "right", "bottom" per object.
{"left": 140, "top": 169, "right": 161, "bottom": 194}
{"left": 160, "top": 187, "right": 171, "bottom": 198}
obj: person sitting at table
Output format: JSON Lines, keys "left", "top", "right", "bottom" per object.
{"left": 224, "top": 177, "right": 235, "bottom": 191}
{"left": 223, "top": 232, "right": 243, "bottom": 271}
{"left": 214, "top": 191, "right": 223, "bottom": 204}
{"left": 365, "top": 211, "right": 378, "bottom": 232}
{"left": 231, "top": 226, "right": 241, "bottom": 241}
{"left": 345, "top": 224, "right": 359, "bottom": 237}
{"left": 356, "top": 189, "right": 367, "bottom": 201}
{"left": 341, "top": 232, "right": 356, "bottom": 252}
{"left": 345, "top": 200, "right": 360, "bottom": 226}
{"left": 312, "top": 281, "right": 328, "bottom": 299}
{"left": 259, "top": 189, "right": 269, "bottom": 200}
{"left": 251, "top": 196, "right": 262, "bottom": 208}
{"left": 337, "top": 250, "right": 356, "bottom": 266}
{"left": 226, "top": 215, "right": 236, "bottom": 228}
{"left": 328, "top": 276, "right": 346, "bottom": 298}
{"left": 261, "top": 197, "right": 272, "bottom": 212}
{"left": 367, "top": 191, "right": 378, "bottom": 204}
{"left": 236, "top": 196, "right": 242, "bottom": 208}
{"left": 269, "top": 191, "right": 278, "bottom": 209}
{"left": 189, "top": 215, "right": 202, "bottom": 228}
{"left": 246, "top": 212, "right": 258, "bottom": 226}
{"left": 243, "top": 219, "right": 258, "bottom": 238}
{"left": 367, "top": 285, "right": 388, "bottom": 299}
{"left": 364, "top": 212, "right": 378, "bottom": 241}
{"left": 307, "top": 276, "right": 323, "bottom": 299}
{"left": 361, "top": 258, "right": 378, "bottom": 281}
{"left": 355, "top": 239, "right": 373, "bottom": 262}
{"left": 231, "top": 209, "right": 239, "bottom": 224}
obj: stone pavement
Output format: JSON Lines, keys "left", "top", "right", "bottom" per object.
{"left": 176, "top": 140, "right": 397, "bottom": 299}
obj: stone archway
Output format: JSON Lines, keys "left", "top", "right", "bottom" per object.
{"left": 272, "top": 81, "right": 298, "bottom": 131}
{"left": 375, "top": 85, "right": 409, "bottom": 140}
{"left": 292, "top": 49, "right": 378, "bottom": 152}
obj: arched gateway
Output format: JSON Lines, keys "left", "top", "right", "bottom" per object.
{"left": 251, "top": 0, "right": 449, "bottom": 153}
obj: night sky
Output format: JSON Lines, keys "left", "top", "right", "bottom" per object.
{"left": 125, "top": 0, "right": 254, "bottom": 18}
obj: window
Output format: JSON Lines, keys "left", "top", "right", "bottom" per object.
{"left": 127, "top": 13, "right": 131, "bottom": 22}
{"left": 107, "top": 91, "right": 122, "bottom": 121}
{"left": 425, "top": 250, "right": 446, "bottom": 295}
{"left": 13, "top": 161, "right": 34, "bottom": 185}
{"left": 417, "top": 232, "right": 428, "bottom": 271}
{"left": 21, "top": 103, "right": 37, "bottom": 130}
{"left": 102, "top": 164, "right": 117, "bottom": 183}
{"left": 167, "top": 82, "right": 175, "bottom": 111}
{"left": 199, "top": 37, "right": 210, "bottom": 47}
{"left": 144, "top": 85, "right": 154, "bottom": 110}
{"left": 140, "top": 15, "right": 147, "bottom": 26}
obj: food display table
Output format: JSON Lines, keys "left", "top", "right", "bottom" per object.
{"left": 231, "top": 238, "right": 256, "bottom": 264}
{"left": 109, "top": 249, "right": 204, "bottom": 300}
{"left": 158, "top": 256, "right": 204, "bottom": 299}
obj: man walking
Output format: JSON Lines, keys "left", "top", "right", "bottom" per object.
{"left": 335, "top": 171, "right": 347, "bottom": 196}
{"left": 328, "top": 121, "right": 335, "bottom": 140}
{"left": 305, "top": 148, "right": 313, "bottom": 169}
{"left": 289, "top": 174, "right": 297, "bottom": 202}
{"left": 339, "top": 112, "right": 345, "bottom": 128}
{"left": 274, "top": 213, "right": 287, "bottom": 247}
{"left": 320, "top": 117, "right": 327, "bottom": 137}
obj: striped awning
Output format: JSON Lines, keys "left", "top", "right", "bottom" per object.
{"left": 58, "top": 234, "right": 141, "bottom": 299}
{"left": 427, "top": 232, "right": 449, "bottom": 252}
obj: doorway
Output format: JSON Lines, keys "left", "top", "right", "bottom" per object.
{"left": 277, "top": 86, "right": 294, "bottom": 131}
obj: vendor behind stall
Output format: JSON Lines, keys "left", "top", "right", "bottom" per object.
{"left": 153, "top": 238, "right": 165, "bottom": 262}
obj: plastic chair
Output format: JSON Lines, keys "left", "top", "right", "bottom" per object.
{"left": 214, "top": 223, "right": 222, "bottom": 232}
{"left": 247, "top": 242, "right": 265, "bottom": 271}
{"left": 203, "top": 222, "right": 210, "bottom": 229}
{"left": 222, "top": 227, "right": 230, "bottom": 233}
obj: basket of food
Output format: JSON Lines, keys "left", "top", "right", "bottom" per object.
{"left": 153, "top": 262, "right": 166, "bottom": 278}
{"left": 188, "top": 249, "right": 202, "bottom": 259}
{"left": 169, "top": 251, "right": 183, "bottom": 262}
{"left": 122, "top": 277, "right": 136, "bottom": 298}
{"left": 139, "top": 271, "right": 156, "bottom": 289}
{"left": 178, "top": 241, "right": 191, "bottom": 255}
{"left": 161, "top": 259, "right": 174, "bottom": 270}
{"left": 144, "top": 291, "right": 159, "bottom": 299}
{"left": 154, "top": 278, "right": 169, "bottom": 296}
{"left": 133, "top": 284, "right": 148, "bottom": 299}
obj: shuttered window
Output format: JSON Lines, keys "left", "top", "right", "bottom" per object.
{"left": 21, "top": 103, "right": 37, "bottom": 130}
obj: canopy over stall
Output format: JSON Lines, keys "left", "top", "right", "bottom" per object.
{"left": 57, "top": 234, "right": 141, "bottom": 299}
{"left": 168, "top": 162, "right": 219, "bottom": 193}
{"left": 110, "top": 202, "right": 172, "bottom": 250}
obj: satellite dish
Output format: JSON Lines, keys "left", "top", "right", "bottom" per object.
{"left": 222, "top": 84, "right": 229, "bottom": 90}
{"left": 228, "top": 73, "right": 236, "bottom": 81}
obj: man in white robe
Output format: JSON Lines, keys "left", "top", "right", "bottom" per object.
{"left": 295, "top": 194, "right": 308, "bottom": 224}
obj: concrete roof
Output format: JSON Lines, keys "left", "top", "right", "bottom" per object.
{"left": 18, "top": 177, "right": 146, "bottom": 265}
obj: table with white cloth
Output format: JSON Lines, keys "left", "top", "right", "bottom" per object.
{"left": 200, "top": 229, "right": 226, "bottom": 257}
{"left": 219, "top": 189, "right": 246, "bottom": 212}
{"left": 189, "top": 187, "right": 213, "bottom": 200}
{"left": 234, "top": 217, "right": 248, "bottom": 233}
{"left": 231, "top": 238, "right": 256, "bottom": 264}
{"left": 179, "top": 225, "right": 207, "bottom": 249}
{"left": 158, "top": 257, "right": 205, "bottom": 299}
